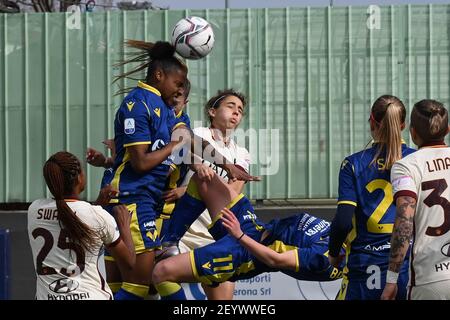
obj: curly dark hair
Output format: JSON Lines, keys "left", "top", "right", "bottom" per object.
{"left": 113, "top": 40, "right": 187, "bottom": 96}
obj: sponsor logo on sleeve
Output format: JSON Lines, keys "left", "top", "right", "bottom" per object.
{"left": 391, "top": 175, "right": 414, "bottom": 193}
{"left": 124, "top": 118, "right": 135, "bottom": 135}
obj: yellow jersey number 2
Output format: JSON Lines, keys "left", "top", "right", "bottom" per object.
{"left": 365, "top": 179, "right": 394, "bottom": 234}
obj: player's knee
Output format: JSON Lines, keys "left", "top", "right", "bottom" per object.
{"left": 152, "top": 260, "right": 170, "bottom": 284}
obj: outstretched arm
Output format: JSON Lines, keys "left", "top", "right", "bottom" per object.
{"left": 381, "top": 195, "right": 416, "bottom": 300}
{"left": 86, "top": 139, "right": 117, "bottom": 168}
{"left": 86, "top": 147, "right": 114, "bottom": 168}
{"left": 221, "top": 208, "right": 297, "bottom": 271}
{"left": 172, "top": 126, "right": 260, "bottom": 182}
{"left": 127, "top": 142, "right": 179, "bottom": 173}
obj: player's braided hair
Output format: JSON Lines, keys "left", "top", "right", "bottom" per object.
{"left": 204, "top": 89, "right": 247, "bottom": 123}
{"left": 411, "top": 99, "right": 448, "bottom": 146}
{"left": 43, "top": 151, "right": 97, "bottom": 254}
{"left": 369, "top": 95, "right": 406, "bottom": 170}
{"left": 113, "top": 40, "right": 187, "bottom": 96}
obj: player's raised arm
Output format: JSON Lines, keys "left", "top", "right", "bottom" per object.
{"left": 171, "top": 125, "right": 260, "bottom": 182}
{"left": 194, "top": 131, "right": 260, "bottom": 182}
{"left": 127, "top": 142, "right": 180, "bottom": 174}
{"left": 86, "top": 147, "right": 114, "bottom": 168}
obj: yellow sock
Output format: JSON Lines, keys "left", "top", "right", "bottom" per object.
{"left": 122, "top": 282, "right": 149, "bottom": 299}
{"left": 155, "top": 281, "right": 182, "bottom": 297}
{"left": 108, "top": 282, "right": 122, "bottom": 294}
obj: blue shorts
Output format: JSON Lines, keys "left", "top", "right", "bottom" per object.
{"left": 190, "top": 195, "right": 265, "bottom": 286}
{"left": 104, "top": 200, "right": 160, "bottom": 259}
{"left": 190, "top": 231, "right": 342, "bottom": 285}
{"left": 336, "top": 265, "right": 409, "bottom": 300}
{"left": 190, "top": 232, "right": 265, "bottom": 286}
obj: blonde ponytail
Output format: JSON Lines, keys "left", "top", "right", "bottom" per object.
{"left": 369, "top": 95, "right": 406, "bottom": 170}
{"left": 371, "top": 104, "right": 404, "bottom": 169}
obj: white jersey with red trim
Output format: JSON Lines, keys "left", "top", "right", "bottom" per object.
{"left": 179, "top": 127, "right": 250, "bottom": 252}
{"left": 391, "top": 146, "right": 450, "bottom": 286}
{"left": 27, "top": 199, "right": 120, "bottom": 300}
{"left": 191, "top": 126, "right": 251, "bottom": 181}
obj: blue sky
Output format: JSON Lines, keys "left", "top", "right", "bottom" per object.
{"left": 150, "top": 0, "right": 450, "bottom": 9}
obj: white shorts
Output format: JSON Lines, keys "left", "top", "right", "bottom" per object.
{"left": 179, "top": 210, "right": 214, "bottom": 254}
{"left": 409, "top": 279, "right": 450, "bottom": 300}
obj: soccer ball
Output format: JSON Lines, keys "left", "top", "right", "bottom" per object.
{"left": 171, "top": 16, "right": 215, "bottom": 60}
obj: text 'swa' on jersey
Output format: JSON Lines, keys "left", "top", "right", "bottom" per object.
{"left": 391, "top": 145, "right": 450, "bottom": 286}
{"left": 111, "top": 82, "right": 177, "bottom": 201}
{"left": 338, "top": 143, "right": 415, "bottom": 280}
{"left": 27, "top": 199, "right": 120, "bottom": 300}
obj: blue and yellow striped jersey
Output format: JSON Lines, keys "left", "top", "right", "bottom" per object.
{"left": 338, "top": 143, "right": 415, "bottom": 280}
{"left": 110, "top": 81, "right": 177, "bottom": 202}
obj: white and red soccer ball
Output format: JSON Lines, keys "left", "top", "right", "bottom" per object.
{"left": 171, "top": 16, "right": 215, "bottom": 60}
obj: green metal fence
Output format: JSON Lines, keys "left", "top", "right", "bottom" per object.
{"left": 1, "top": 5, "right": 450, "bottom": 202}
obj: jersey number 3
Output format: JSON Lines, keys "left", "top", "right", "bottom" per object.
{"left": 32, "top": 228, "right": 86, "bottom": 277}
{"left": 422, "top": 179, "right": 450, "bottom": 236}
{"left": 366, "top": 179, "right": 394, "bottom": 234}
